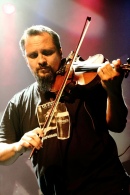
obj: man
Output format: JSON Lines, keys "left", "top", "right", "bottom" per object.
{"left": 0, "top": 25, "right": 129, "bottom": 194}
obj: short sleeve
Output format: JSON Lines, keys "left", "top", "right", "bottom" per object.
{"left": 0, "top": 101, "right": 21, "bottom": 143}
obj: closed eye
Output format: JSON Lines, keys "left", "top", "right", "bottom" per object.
{"left": 42, "top": 49, "right": 55, "bottom": 56}
{"left": 27, "top": 52, "right": 38, "bottom": 59}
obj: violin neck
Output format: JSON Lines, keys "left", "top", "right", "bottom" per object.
{"left": 74, "top": 63, "right": 130, "bottom": 73}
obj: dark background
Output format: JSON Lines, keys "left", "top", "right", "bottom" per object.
{"left": 0, "top": 0, "right": 130, "bottom": 194}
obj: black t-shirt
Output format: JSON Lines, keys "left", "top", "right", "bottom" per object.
{"left": 0, "top": 82, "right": 129, "bottom": 195}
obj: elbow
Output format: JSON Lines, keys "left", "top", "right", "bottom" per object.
{"left": 108, "top": 107, "right": 128, "bottom": 133}
{"left": 109, "top": 119, "right": 127, "bottom": 133}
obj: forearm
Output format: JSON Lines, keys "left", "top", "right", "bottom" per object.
{"left": 97, "top": 59, "right": 128, "bottom": 131}
{"left": 106, "top": 89, "right": 128, "bottom": 132}
{"left": 0, "top": 128, "right": 44, "bottom": 165}
{"left": 0, "top": 142, "right": 26, "bottom": 165}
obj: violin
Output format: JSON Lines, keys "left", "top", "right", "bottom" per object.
{"left": 51, "top": 52, "right": 130, "bottom": 93}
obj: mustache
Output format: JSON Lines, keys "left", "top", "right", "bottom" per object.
{"left": 39, "top": 62, "right": 48, "bottom": 68}
{"left": 38, "top": 63, "right": 54, "bottom": 73}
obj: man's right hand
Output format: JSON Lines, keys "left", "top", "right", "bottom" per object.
{"left": 0, "top": 128, "right": 44, "bottom": 165}
{"left": 16, "top": 128, "right": 44, "bottom": 154}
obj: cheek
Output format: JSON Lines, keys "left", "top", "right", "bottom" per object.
{"left": 51, "top": 56, "right": 61, "bottom": 72}
{"left": 26, "top": 58, "right": 37, "bottom": 72}
{"left": 27, "top": 64, "right": 35, "bottom": 74}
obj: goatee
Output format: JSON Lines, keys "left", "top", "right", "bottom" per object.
{"left": 36, "top": 69, "right": 56, "bottom": 93}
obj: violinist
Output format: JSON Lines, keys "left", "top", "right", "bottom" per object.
{"left": 0, "top": 25, "right": 130, "bottom": 195}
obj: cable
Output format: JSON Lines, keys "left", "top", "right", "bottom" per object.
{"left": 118, "top": 145, "right": 130, "bottom": 157}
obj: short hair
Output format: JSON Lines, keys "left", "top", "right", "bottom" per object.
{"left": 19, "top": 25, "right": 61, "bottom": 55}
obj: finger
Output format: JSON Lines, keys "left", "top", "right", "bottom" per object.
{"left": 22, "top": 132, "right": 43, "bottom": 150}
{"left": 112, "top": 59, "right": 121, "bottom": 68}
{"left": 97, "top": 62, "right": 113, "bottom": 77}
{"left": 27, "top": 137, "right": 42, "bottom": 150}
{"left": 112, "top": 59, "right": 121, "bottom": 65}
{"left": 19, "top": 139, "right": 33, "bottom": 149}
{"left": 33, "top": 127, "right": 44, "bottom": 138}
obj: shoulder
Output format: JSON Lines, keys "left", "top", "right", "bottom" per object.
{"left": 10, "top": 82, "right": 38, "bottom": 105}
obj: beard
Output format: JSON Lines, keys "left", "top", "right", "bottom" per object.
{"left": 34, "top": 66, "right": 56, "bottom": 92}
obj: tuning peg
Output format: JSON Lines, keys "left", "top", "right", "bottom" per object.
{"left": 127, "top": 58, "right": 130, "bottom": 64}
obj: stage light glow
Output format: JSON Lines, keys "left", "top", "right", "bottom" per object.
{"left": 3, "top": 3, "right": 15, "bottom": 14}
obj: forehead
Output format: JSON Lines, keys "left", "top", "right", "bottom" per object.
{"left": 24, "top": 32, "right": 55, "bottom": 51}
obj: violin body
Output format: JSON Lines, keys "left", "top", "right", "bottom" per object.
{"left": 73, "top": 54, "right": 105, "bottom": 85}
{"left": 51, "top": 54, "right": 105, "bottom": 92}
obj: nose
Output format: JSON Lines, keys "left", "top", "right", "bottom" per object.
{"left": 38, "top": 54, "right": 47, "bottom": 66}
